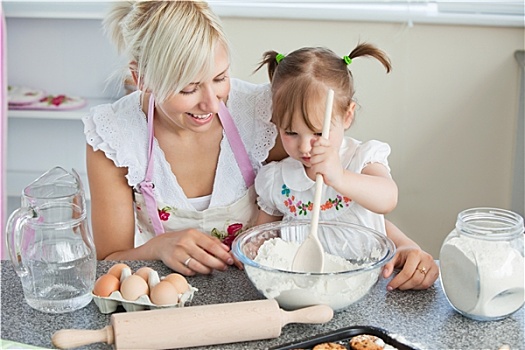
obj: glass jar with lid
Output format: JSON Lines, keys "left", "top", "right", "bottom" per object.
{"left": 439, "top": 207, "right": 524, "bottom": 321}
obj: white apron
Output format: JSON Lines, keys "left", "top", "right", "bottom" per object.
{"left": 133, "top": 95, "right": 257, "bottom": 247}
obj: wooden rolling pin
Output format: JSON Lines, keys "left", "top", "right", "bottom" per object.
{"left": 52, "top": 299, "right": 333, "bottom": 349}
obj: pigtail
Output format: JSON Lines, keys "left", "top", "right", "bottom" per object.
{"left": 348, "top": 42, "right": 391, "bottom": 73}
{"left": 254, "top": 50, "right": 281, "bottom": 82}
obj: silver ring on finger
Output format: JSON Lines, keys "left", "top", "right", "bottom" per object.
{"left": 183, "top": 257, "right": 193, "bottom": 267}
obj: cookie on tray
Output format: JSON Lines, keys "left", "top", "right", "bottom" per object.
{"left": 349, "top": 334, "right": 384, "bottom": 350}
{"left": 313, "top": 342, "right": 346, "bottom": 350}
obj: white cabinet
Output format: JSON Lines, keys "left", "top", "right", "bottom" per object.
{"left": 5, "top": 2, "right": 120, "bottom": 214}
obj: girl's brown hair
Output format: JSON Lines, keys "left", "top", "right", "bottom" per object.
{"left": 255, "top": 43, "right": 391, "bottom": 131}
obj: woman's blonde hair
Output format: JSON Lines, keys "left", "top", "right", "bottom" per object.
{"left": 256, "top": 43, "right": 391, "bottom": 131}
{"left": 104, "top": 0, "right": 230, "bottom": 103}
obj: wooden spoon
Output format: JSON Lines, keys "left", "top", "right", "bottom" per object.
{"left": 291, "top": 88, "right": 334, "bottom": 273}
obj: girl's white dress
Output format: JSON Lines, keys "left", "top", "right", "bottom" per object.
{"left": 255, "top": 137, "right": 392, "bottom": 235}
{"left": 83, "top": 78, "right": 277, "bottom": 246}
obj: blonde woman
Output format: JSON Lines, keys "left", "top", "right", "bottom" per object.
{"left": 84, "top": 1, "right": 285, "bottom": 275}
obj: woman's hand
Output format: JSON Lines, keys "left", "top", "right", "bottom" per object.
{"left": 151, "top": 228, "right": 236, "bottom": 276}
{"left": 382, "top": 246, "right": 439, "bottom": 291}
{"left": 382, "top": 219, "right": 439, "bottom": 290}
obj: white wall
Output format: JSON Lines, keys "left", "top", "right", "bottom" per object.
{"left": 6, "top": 14, "right": 524, "bottom": 257}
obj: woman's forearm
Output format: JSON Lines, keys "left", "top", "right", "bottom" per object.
{"left": 385, "top": 219, "right": 420, "bottom": 249}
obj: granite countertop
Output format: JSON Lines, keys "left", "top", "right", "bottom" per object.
{"left": 1, "top": 260, "right": 523, "bottom": 349}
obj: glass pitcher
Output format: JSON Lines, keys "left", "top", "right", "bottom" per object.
{"left": 16, "top": 166, "right": 86, "bottom": 211}
{"left": 5, "top": 167, "right": 96, "bottom": 313}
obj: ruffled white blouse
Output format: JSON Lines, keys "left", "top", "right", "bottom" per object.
{"left": 83, "top": 78, "right": 277, "bottom": 210}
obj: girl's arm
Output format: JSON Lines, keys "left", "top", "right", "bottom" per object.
{"left": 310, "top": 138, "right": 397, "bottom": 215}
{"left": 330, "top": 162, "right": 398, "bottom": 214}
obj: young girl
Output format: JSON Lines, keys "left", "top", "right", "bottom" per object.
{"left": 84, "top": 1, "right": 286, "bottom": 276}
{"left": 255, "top": 44, "right": 438, "bottom": 290}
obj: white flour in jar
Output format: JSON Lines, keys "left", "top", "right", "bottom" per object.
{"left": 246, "top": 238, "right": 379, "bottom": 310}
{"left": 440, "top": 237, "right": 524, "bottom": 318}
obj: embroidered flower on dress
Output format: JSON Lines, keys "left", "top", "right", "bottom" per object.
{"left": 281, "top": 184, "right": 351, "bottom": 216}
{"left": 158, "top": 207, "right": 171, "bottom": 221}
{"left": 297, "top": 200, "right": 313, "bottom": 216}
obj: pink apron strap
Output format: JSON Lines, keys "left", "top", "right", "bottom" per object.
{"left": 138, "top": 95, "right": 165, "bottom": 235}
{"left": 218, "top": 101, "right": 255, "bottom": 188}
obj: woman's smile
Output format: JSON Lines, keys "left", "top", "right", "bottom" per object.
{"left": 186, "top": 112, "right": 213, "bottom": 120}
{"left": 185, "top": 112, "right": 214, "bottom": 125}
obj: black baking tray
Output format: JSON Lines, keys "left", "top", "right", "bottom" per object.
{"left": 271, "top": 325, "right": 419, "bottom": 350}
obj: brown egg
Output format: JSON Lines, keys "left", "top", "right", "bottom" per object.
{"left": 150, "top": 281, "right": 179, "bottom": 305}
{"left": 93, "top": 274, "right": 120, "bottom": 297}
{"left": 120, "top": 275, "right": 149, "bottom": 301}
{"left": 134, "top": 266, "right": 154, "bottom": 282}
{"left": 163, "top": 273, "right": 189, "bottom": 294}
{"left": 107, "top": 263, "right": 130, "bottom": 279}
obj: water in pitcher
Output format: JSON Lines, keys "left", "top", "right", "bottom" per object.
{"left": 21, "top": 242, "right": 96, "bottom": 313}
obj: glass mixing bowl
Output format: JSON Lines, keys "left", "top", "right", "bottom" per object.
{"left": 232, "top": 220, "right": 396, "bottom": 311}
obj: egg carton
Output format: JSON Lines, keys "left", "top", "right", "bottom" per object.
{"left": 92, "top": 267, "right": 198, "bottom": 313}
{"left": 92, "top": 285, "right": 197, "bottom": 314}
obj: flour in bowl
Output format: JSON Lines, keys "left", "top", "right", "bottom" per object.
{"left": 245, "top": 238, "right": 380, "bottom": 310}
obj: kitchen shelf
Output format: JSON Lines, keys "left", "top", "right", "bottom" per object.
{"left": 7, "top": 98, "right": 114, "bottom": 120}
